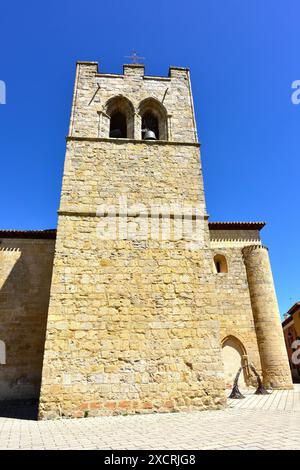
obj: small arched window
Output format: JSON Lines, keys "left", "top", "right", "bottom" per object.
{"left": 214, "top": 254, "right": 228, "bottom": 274}
{"left": 0, "top": 340, "right": 6, "bottom": 365}
{"left": 139, "top": 98, "right": 168, "bottom": 141}
{"left": 105, "top": 96, "right": 134, "bottom": 139}
{"left": 110, "top": 111, "right": 127, "bottom": 138}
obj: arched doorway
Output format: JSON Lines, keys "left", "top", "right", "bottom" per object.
{"left": 221, "top": 336, "right": 248, "bottom": 389}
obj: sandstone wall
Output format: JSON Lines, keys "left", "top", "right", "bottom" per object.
{"left": 209, "top": 232, "right": 293, "bottom": 390}
{"left": 60, "top": 139, "right": 205, "bottom": 212}
{"left": 209, "top": 228, "right": 263, "bottom": 385}
{"left": 39, "top": 216, "right": 226, "bottom": 418}
{"left": 0, "top": 238, "right": 55, "bottom": 400}
{"left": 38, "top": 137, "right": 226, "bottom": 418}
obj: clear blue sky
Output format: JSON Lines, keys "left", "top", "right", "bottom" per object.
{"left": 0, "top": 1, "right": 299, "bottom": 316}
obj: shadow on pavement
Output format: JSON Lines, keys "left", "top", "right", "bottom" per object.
{"left": 0, "top": 400, "right": 38, "bottom": 420}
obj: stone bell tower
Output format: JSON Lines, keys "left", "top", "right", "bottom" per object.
{"left": 38, "top": 61, "right": 226, "bottom": 419}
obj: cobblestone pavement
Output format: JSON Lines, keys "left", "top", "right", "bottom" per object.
{"left": 0, "top": 387, "right": 299, "bottom": 450}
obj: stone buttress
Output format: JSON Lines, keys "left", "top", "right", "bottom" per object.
{"left": 243, "top": 245, "right": 293, "bottom": 389}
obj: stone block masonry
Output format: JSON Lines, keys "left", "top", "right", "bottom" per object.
{"left": 38, "top": 136, "right": 227, "bottom": 418}
{"left": 39, "top": 218, "right": 227, "bottom": 418}
{"left": 243, "top": 245, "right": 293, "bottom": 389}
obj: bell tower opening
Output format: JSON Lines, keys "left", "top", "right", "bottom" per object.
{"left": 109, "top": 111, "right": 127, "bottom": 138}
{"left": 138, "top": 97, "right": 168, "bottom": 141}
{"left": 106, "top": 95, "right": 134, "bottom": 139}
{"left": 142, "top": 112, "right": 159, "bottom": 140}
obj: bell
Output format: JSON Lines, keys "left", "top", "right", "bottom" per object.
{"left": 144, "top": 129, "right": 156, "bottom": 140}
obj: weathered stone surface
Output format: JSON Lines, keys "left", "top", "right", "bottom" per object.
{"left": 243, "top": 245, "right": 293, "bottom": 389}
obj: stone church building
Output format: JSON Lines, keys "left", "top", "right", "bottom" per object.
{"left": 0, "top": 61, "right": 292, "bottom": 419}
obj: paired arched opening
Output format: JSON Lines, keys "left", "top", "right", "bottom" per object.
{"left": 105, "top": 96, "right": 168, "bottom": 141}
{"left": 106, "top": 96, "right": 135, "bottom": 139}
{"left": 213, "top": 254, "right": 228, "bottom": 273}
{"left": 0, "top": 340, "right": 6, "bottom": 365}
{"left": 139, "top": 98, "right": 168, "bottom": 141}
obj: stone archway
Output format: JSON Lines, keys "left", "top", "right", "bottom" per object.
{"left": 221, "top": 336, "right": 248, "bottom": 389}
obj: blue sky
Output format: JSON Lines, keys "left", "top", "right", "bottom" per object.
{"left": 0, "top": 1, "right": 299, "bottom": 316}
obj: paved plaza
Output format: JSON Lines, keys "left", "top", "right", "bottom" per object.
{"left": 0, "top": 385, "right": 299, "bottom": 450}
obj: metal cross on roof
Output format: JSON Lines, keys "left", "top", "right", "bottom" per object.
{"left": 125, "top": 50, "right": 145, "bottom": 64}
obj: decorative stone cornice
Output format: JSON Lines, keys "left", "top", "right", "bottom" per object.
{"left": 58, "top": 210, "right": 207, "bottom": 220}
{"left": 0, "top": 246, "right": 21, "bottom": 252}
{"left": 242, "top": 244, "right": 269, "bottom": 255}
{"left": 66, "top": 136, "right": 200, "bottom": 147}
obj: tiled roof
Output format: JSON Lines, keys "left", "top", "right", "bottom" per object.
{"left": 287, "top": 302, "right": 300, "bottom": 317}
{"left": 281, "top": 302, "right": 300, "bottom": 327}
{"left": 208, "top": 221, "right": 266, "bottom": 231}
{"left": 282, "top": 315, "right": 295, "bottom": 328}
{"left": 0, "top": 229, "right": 56, "bottom": 239}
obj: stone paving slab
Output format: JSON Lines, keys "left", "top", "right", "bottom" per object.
{"left": 228, "top": 384, "right": 300, "bottom": 411}
{"left": 0, "top": 408, "right": 299, "bottom": 450}
{"left": 0, "top": 386, "right": 299, "bottom": 450}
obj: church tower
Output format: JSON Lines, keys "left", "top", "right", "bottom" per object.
{"left": 38, "top": 61, "right": 226, "bottom": 418}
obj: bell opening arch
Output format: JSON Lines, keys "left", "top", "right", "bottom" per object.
{"left": 105, "top": 95, "right": 135, "bottom": 139}
{"left": 138, "top": 97, "right": 168, "bottom": 141}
